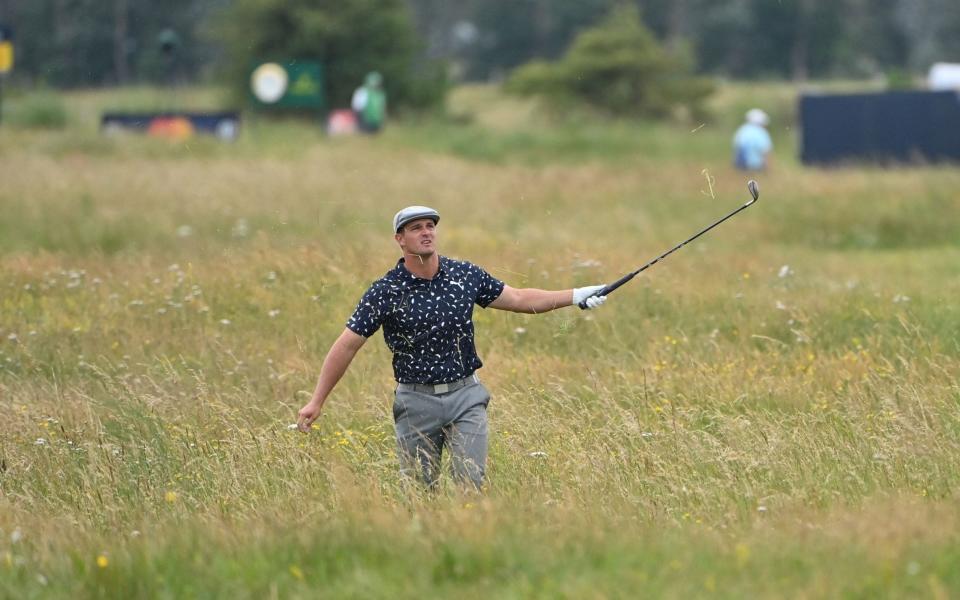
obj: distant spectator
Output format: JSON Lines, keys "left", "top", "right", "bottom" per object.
{"left": 351, "top": 71, "right": 387, "bottom": 134}
{"left": 733, "top": 108, "right": 772, "bottom": 171}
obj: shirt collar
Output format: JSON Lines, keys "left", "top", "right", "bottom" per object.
{"left": 391, "top": 255, "right": 447, "bottom": 283}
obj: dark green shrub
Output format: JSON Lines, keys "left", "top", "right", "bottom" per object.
{"left": 8, "top": 92, "right": 69, "bottom": 129}
{"left": 216, "top": 0, "right": 448, "bottom": 113}
{"left": 507, "top": 5, "right": 713, "bottom": 120}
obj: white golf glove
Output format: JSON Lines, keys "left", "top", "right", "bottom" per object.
{"left": 572, "top": 285, "right": 607, "bottom": 310}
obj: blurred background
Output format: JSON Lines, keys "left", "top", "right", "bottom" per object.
{"left": 2, "top": 0, "right": 960, "bottom": 89}
{"left": 0, "top": 0, "right": 958, "bottom": 135}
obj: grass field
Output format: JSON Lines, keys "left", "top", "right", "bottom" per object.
{"left": 2, "top": 83, "right": 960, "bottom": 598}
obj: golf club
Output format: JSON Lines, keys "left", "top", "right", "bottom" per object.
{"left": 579, "top": 179, "right": 761, "bottom": 309}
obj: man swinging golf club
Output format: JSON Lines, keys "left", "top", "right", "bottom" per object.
{"left": 297, "top": 206, "right": 608, "bottom": 489}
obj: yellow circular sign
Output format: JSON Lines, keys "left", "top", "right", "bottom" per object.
{"left": 250, "top": 63, "right": 288, "bottom": 104}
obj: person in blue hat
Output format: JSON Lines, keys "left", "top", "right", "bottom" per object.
{"left": 733, "top": 108, "right": 773, "bottom": 171}
{"left": 296, "top": 206, "right": 608, "bottom": 490}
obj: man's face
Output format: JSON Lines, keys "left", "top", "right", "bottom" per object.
{"left": 395, "top": 218, "right": 437, "bottom": 257}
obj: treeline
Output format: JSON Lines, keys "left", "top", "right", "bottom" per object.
{"left": 427, "top": 0, "right": 960, "bottom": 81}
{"left": 0, "top": 0, "right": 227, "bottom": 87}
{"left": 0, "top": 0, "right": 958, "bottom": 88}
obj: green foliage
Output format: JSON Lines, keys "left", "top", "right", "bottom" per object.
{"left": 6, "top": 92, "right": 69, "bottom": 129}
{"left": 6, "top": 0, "right": 219, "bottom": 87}
{"left": 506, "top": 6, "right": 713, "bottom": 119}
{"left": 885, "top": 68, "right": 917, "bottom": 90}
{"left": 216, "top": 0, "right": 448, "bottom": 112}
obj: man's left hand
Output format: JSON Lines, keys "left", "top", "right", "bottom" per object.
{"left": 572, "top": 285, "right": 607, "bottom": 310}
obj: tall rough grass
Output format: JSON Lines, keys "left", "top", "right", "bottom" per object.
{"left": 1, "top": 84, "right": 959, "bottom": 597}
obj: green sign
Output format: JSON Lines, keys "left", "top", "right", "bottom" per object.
{"left": 250, "top": 61, "right": 324, "bottom": 111}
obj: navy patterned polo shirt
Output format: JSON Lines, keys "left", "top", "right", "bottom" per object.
{"left": 346, "top": 256, "right": 505, "bottom": 384}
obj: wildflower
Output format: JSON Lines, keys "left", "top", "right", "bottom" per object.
{"left": 289, "top": 565, "right": 304, "bottom": 580}
{"left": 735, "top": 543, "right": 750, "bottom": 567}
{"left": 231, "top": 219, "right": 250, "bottom": 238}
{"left": 528, "top": 451, "right": 547, "bottom": 458}
{"left": 268, "top": 309, "right": 281, "bottom": 318}
{"left": 219, "top": 319, "right": 231, "bottom": 326}
{"left": 513, "top": 327, "right": 526, "bottom": 335}
{"left": 165, "top": 491, "right": 178, "bottom": 503}
{"left": 10, "top": 528, "right": 23, "bottom": 543}
{"left": 96, "top": 555, "right": 109, "bottom": 569}
{"left": 778, "top": 265, "right": 792, "bottom": 278}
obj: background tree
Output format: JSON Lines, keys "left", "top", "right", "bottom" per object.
{"left": 506, "top": 5, "right": 713, "bottom": 119}
{"left": 1, "top": 0, "right": 959, "bottom": 89}
{"left": 0, "top": 0, "right": 222, "bottom": 87}
{"left": 216, "top": 0, "right": 447, "bottom": 112}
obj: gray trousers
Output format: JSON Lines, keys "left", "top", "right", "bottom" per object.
{"left": 393, "top": 377, "right": 490, "bottom": 490}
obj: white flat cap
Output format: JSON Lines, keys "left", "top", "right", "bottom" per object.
{"left": 393, "top": 205, "right": 440, "bottom": 232}
{"left": 746, "top": 108, "right": 770, "bottom": 126}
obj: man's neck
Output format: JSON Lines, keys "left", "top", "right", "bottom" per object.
{"left": 402, "top": 253, "right": 440, "bottom": 280}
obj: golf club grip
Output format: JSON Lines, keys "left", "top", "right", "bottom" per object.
{"left": 577, "top": 272, "right": 635, "bottom": 309}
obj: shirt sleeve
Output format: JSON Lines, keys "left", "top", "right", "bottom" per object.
{"left": 472, "top": 265, "right": 506, "bottom": 308}
{"left": 351, "top": 88, "right": 368, "bottom": 112}
{"left": 759, "top": 130, "right": 773, "bottom": 153}
{"left": 345, "top": 283, "right": 385, "bottom": 338}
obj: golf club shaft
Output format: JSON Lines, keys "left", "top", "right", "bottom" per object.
{"left": 579, "top": 181, "right": 759, "bottom": 309}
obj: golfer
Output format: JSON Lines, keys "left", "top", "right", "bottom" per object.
{"left": 296, "top": 206, "right": 608, "bottom": 489}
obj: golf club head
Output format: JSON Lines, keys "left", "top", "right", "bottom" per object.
{"left": 747, "top": 180, "right": 760, "bottom": 203}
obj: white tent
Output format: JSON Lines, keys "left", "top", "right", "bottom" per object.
{"left": 928, "top": 63, "right": 960, "bottom": 91}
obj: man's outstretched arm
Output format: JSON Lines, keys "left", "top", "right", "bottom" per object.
{"left": 297, "top": 328, "right": 367, "bottom": 431}
{"left": 488, "top": 284, "right": 606, "bottom": 314}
